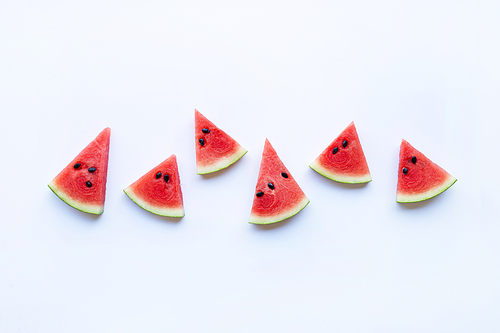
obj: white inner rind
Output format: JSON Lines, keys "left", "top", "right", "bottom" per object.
{"left": 123, "top": 187, "right": 185, "bottom": 217}
{"left": 397, "top": 175, "right": 457, "bottom": 203}
{"left": 197, "top": 146, "right": 247, "bottom": 175}
{"left": 249, "top": 197, "right": 310, "bottom": 224}
{"left": 48, "top": 181, "right": 104, "bottom": 215}
{"left": 309, "top": 161, "right": 372, "bottom": 184}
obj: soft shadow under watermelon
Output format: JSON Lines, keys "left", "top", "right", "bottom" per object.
{"left": 310, "top": 169, "right": 370, "bottom": 189}
{"left": 396, "top": 193, "right": 446, "bottom": 210}
{"left": 251, "top": 210, "right": 304, "bottom": 231}
{"left": 69, "top": 208, "right": 102, "bottom": 221}
{"left": 122, "top": 195, "right": 183, "bottom": 223}
{"left": 199, "top": 160, "right": 241, "bottom": 179}
{"left": 146, "top": 214, "right": 183, "bottom": 224}
{"left": 48, "top": 192, "right": 102, "bottom": 221}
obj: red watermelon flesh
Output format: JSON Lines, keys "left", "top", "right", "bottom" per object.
{"left": 309, "top": 122, "right": 371, "bottom": 183}
{"left": 397, "top": 139, "right": 456, "bottom": 203}
{"left": 124, "top": 154, "right": 184, "bottom": 217}
{"left": 250, "top": 139, "right": 309, "bottom": 224}
{"left": 48, "top": 128, "right": 110, "bottom": 215}
{"left": 195, "top": 109, "right": 247, "bottom": 174}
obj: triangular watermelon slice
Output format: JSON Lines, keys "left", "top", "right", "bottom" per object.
{"left": 124, "top": 154, "right": 185, "bottom": 217}
{"left": 309, "top": 122, "right": 371, "bottom": 183}
{"left": 397, "top": 139, "right": 457, "bottom": 203}
{"left": 48, "top": 128, "right": 111, "bottom": 215}
{"left": 250, "top": 139, "right": 309, "bottom": 224}
{"left": 195, "top": 109, "right": 247, "bottom": 174}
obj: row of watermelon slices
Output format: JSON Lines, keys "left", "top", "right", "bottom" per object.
{"left": 48, "top": 110, "right": 457, "bottom": 224}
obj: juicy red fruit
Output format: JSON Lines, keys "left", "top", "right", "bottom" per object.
{"left": 396, "top": 140, "right": 456, "bottom": 203}
{"left": 309, "top": 122, "right": 371, "bottom": 184}
{"left": 48, "top": 127, "right": 111, "bottom": 215}
{"left": 250, "top": 139, "right": 309, "bottom": 224}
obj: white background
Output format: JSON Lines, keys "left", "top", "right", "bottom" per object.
{"left": 1, "top": 1, "right": 499, "bottom": 332}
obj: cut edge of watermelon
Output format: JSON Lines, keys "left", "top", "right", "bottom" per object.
{"left": 309, "top": 160, "right": 372, "bottom": 184}
{"left": 123, "top": 187, "right": 185, "bottom": 217}
{"left": 196, "top": 145, "right": 248, "bottom": 175}
{"left": 48, "top": 181, "right": 104, "bottom": 215}
{"left": 249, "top": 196, "right": 310, "bottom": 225}
{"left": 396, "top": 174, "right": 457, "bottom": 203}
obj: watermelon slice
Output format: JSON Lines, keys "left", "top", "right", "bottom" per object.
{"left": 250, "top": 139, "right": 309, "bottom": 224}
{"left": 309, "top": 122, "right": 371, "bottom": 183}
{"left": 48, "top": 128, "right": 111, "bottom": 215}
{"left": 195, "top": 109, "right": 247, "bottom": 174}
{"left": 397, "top": 139, "right": 457, "bottom": 203}
{"left": 124, "top": 154, "right": 185, "bottom": 217}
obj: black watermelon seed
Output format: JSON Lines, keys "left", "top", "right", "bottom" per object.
{"left": 402, "top": 167, "right": 408, "bottom": 175}
{"left": 74, "top": 163, "right": 81, "bottom": 169}
{"left": 332, "top": 147, "right": 339, "bottom": 154}
{"left": 202, "top": 128, "right": 210, "bottom": 133}
{"left": 164, "top": 174, "right": 170, "bottom": 183}
{"left": 256, "top": 191, "right": 264, "bottom": 197}
{"left": 343, "top": 140, "right": 347, "bottom": 148}
{"left": 268, "top": 182, "right": 275, "bottom": 190}
{"left": 86, "top": 181, "right": 92, "bottom": 187}
{"left": 156, "top": 172, "right": 162, "bottom": 179}
{"left": 199, "top": 138, "right": 205, "bottom": 146}
{"left": 412, "top": 156, "right": 417, "bottom": 164}
{"left": 88, "top": 167, "right": 96, "bottom": 173}
{"left": 281, "top": 172, "right": 288, "bottom": 178}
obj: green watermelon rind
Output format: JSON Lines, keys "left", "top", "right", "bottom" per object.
{"left": 123, "top": 187, "right": 185, "bottom": 218}
{"left": 48, "top": 181, "right": 104, "bottom": 215}
{"left": 249, "top": 197, "right": 310, "bottom": 225}
{"left": 309, "top": 160, "right": 372, "bottom": 184}
{"left": 396, "top": 175, "right": 457, "bottom": 203}
{"left": 196, "top": 146, "right": 248, "bottom": 175}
